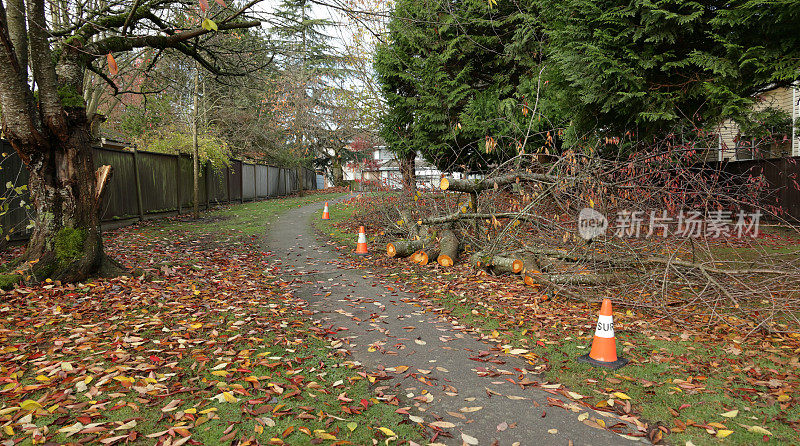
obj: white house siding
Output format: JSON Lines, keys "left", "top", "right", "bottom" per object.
{"left": 718, "top": 85, "right": 799, "bottom": 160}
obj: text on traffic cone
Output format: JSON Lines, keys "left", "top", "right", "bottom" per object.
{"left": 576, "top": 298, "right": 628, "bottom": 370}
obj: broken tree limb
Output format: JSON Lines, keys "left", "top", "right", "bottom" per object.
{"left": 95, "top": 165, "right": 113, "bottom": 200}
{"left": 520, "top": 249, "right": 788, "bottom": 277}
{"left": 422, "top": 212, "right": 546, "bottom": 226}
{"left": 437, "top": 229, "right": 460, "bottom": 267}
{"left": 440, "top": 172, "right": 567, "bottom": 193}
{"left": 524, "top": 271, "right": 624, "bottom": 286}
{"left": 398, "top": 209, "right": 421, "bottom": 238}
{"left": 387, "top": 240, "right": 423, "bottom": 258}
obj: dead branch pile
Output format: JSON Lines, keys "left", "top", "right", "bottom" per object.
{"left": 377, "top": 150, "right": 800, "bottom": 334}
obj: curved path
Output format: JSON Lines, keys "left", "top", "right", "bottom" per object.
{"left": 264, "top": 196, "right": 638, "bottom": 446}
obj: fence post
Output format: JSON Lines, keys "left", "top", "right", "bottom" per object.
{"left": 240, "top": 162, "right": 245, "bottom": 203}
{"left": 205, "top": 163, "right": 211, "bottom": 209}
{"left": 176, "top": 155, "right": 182, "bottom": 214}
{"left": 132, "top": 148, "right": 144, "bottom": 220}
{"left": 253, "top": 165, "right": 257, "bottom": 200}
{"left": 226, "top": 165, "right": 231, "bottom": 203}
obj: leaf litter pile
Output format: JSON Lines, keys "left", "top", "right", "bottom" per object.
{"left": 318, "top": 194, "right": 800, "bottom": 445}
{"left": 0, "top": 198, "right": 417, "bottom": 445}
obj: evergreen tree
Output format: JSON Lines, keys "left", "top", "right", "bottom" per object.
{"left": 376, "top": 0, "right": 563, "bottom": 175}
{"left": 270, "top": 0, "right": 344, "bottom": 161}
{"left": 539, "top": 0, "right": 800, "bottom": 149}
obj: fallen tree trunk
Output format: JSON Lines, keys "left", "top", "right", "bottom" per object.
{"left": 471, "top": 251, "right": 523, "bottom": 275}
{"left": 417, "top": 247, "right": 440, "bottom": 266}
{"left": 437, "top": 229, "right": 460, "bottom": 267}
{"left": 387, "top": 240, "right": 423, "bottom": 258}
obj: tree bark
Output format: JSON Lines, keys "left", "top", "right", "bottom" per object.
{"left": 437, "top": 229, "right": 460, "bottom": 267}
{"left": 331, "top": 161, "right": 345, "bottom": 187}
{"left": 399, "top": 151, "right": 416, "bottom": 193}
{"left": 471, "top": 252, "right": 523, "bottom": 274}
{"left": 387, "top": 239, "right": 423, "bottom": 258}
{"left": 417, "top": 247, "right": 440, "bottom": 266}
{"left": 440, "top": 172, "right": 564, "bottom": 193}
{"left": 19, "top": 107, "right": 108, "bottom": 282}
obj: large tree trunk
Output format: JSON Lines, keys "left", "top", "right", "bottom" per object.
{"left": 399, "top": 151, "right": 416, "bottom": 193}
{"left": 0, "top": 31, "right": 115, "bottom": 282}
{"left": 19, "top": 109, "right": 107, "bottom": 282}
{"left": 331, "top": 161, "right": 345, "bottom": 187}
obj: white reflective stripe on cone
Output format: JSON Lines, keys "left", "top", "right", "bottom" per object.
{"left": 594, "top": 315, "right": 615, "bottom": 338}
{"left": 358, "top": 233, "right": 366, "bottom": 243}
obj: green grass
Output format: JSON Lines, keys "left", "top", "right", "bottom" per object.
{"left": 129, "top": 193, "right": 347, "bottom": 238}
{"left": 319, "top": 198, "right": 800, "bottom": 446}
{"left": 1, "top": 192, "right": 421, "bottom": 446}
{"left": 313, "top": 201, "right": 359, "bottom": 250}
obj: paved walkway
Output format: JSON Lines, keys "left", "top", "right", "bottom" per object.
{"left": 264, "top": 196, "right": 638, "bottom": 446}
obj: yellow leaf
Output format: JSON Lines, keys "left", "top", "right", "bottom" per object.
{"left": 19, "top": 400, "right": 42, "bottom": 411}
{"left": 255, "top": 424, "right": 264, "bottom": 434}
{"left": 716, "top": 429, "right": 733, "bottom": 438}
{"left": 721, "top": 409, "right": 738, "bottom": 418}
{"left": 4, "top": 425, "right": 13, "bottom": 436}
{"left": 777, "top": 394, "right": 791, "bottom": 402}
{"left": 314, "top": 430, "right": 336, "bottom": 440}
{"left": 347, "top": 422, "right": 357, "bottom": 432}
{"left": 199, "top": 407, "right": 217, "bottom": 414}
{"left": 377, "top": 427, "right": 396, "bottom": 437}
{"left": 35, "top": 375, "right": 50, "bottom": 382}
{"left": 747, "top": 425, "right": 771, "bottom": 436}
{"left": 222, "top": 391, "right": 237, "bottom": 403}
{"left": 0, "top": 407, "right": 20, "bottom": 415}
{"left": 612, "top": 392, "right": 631, "bottom": 400}
{"left": 185, "top": 408, "right": 197, "bottom": 414}
{"left": 201, "top": 18, "right": 218, "bottom": 31}
{"left": 211, "top": 370, "right": 228, "bottom": 376}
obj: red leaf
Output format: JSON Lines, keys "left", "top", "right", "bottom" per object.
{"left": 199, "top": 0, "right": 209, "bottom": 12}
{"left": 106, "top": 53, "right": 118, "bottom": 75}
{"left": 214, "top": 0, "right": 227, "bottom": 6}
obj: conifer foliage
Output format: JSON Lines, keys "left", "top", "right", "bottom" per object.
{"left": 376, "top": 0, "right": 800, "bottom": 170}
{"left": 375, "top": 0, "right": 555, "bottom": 173}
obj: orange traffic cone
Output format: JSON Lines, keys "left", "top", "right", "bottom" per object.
{"left": 577, "top": 299, "right": 628, "bottom": 369}
{"left": 322, "top": 202, "right": 330, "bottom": 220}
{"left": 354, "top": 226, "right": 369, "bottom": 255}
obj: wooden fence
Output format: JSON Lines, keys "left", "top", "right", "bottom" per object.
{"left": 712, "top": 156, "right": 800, "bottom": 222}
{"left": 0, "top": 141, "right": 318, "bottom": 242}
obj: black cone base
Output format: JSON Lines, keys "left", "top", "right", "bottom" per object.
{"left": 577, "top": 353, "right": 629, "bottom": 370}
